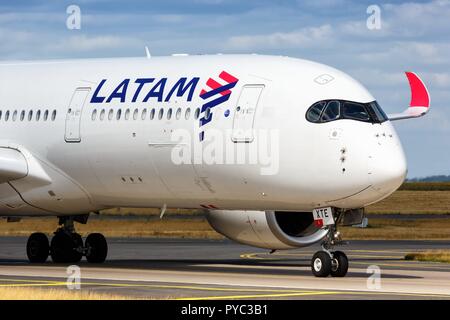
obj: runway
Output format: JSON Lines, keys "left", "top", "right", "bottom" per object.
{"left": 0, "top": 237, "right": 449, "bottom": 299}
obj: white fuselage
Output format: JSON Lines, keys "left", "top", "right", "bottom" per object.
{"left": 0, "top": 55, "right": 407, "bottom": 216}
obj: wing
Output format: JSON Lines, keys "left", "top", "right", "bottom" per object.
{"left": 387, "top": 72, "right": 430, "bottom": 121}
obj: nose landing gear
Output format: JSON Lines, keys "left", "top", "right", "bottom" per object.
{"left": 26, "top": 215, "right": 108, "bottom": 264}
{"left": 310, "top": 212, "right": 349, "bottom": 277}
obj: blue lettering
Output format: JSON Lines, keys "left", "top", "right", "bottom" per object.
{"left": 90, "top": 76, "right": 201, "bottom": 104}
{"left": 143, "top": 78, "right": 167, "bottom": 102}
{"left": 132, "top": 78, "right": 155, "bottom": 103}
{"left": 165, "top": 77, "right": 199, "bottom": 102}
{"left": 106, "top": 79, "right": 130, "bottom": 103}
{"left": 90, "top": 79, "right": 107, "bottom": 103}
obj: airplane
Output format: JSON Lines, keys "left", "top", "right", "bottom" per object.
{"left": 0, "top": 54, "right": 430, "bottom": 277}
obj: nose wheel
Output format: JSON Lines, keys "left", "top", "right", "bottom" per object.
{"left": 311, "top": 250, "right": 348, "bottom": 277}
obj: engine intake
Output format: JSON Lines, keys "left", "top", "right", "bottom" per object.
{"left": 206, "top": 210, "right": 329, "bottom": 250}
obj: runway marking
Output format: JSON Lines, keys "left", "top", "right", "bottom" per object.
{"left": 242, "top": 253, "right": 401, "bottom": 259}
{"left": 270, "top": 249, "right": 408, "bottom": 255}
{"left": 177, "top": 289, "right": 450, "bottom": 300}
{"left": 176, "top": 291, "right": 340, "bottom": 300}
{"left": 0, "top": 277, "right": 329, "bottom": 293}
{"left": 240, "top": 251, "right": 450, "bottom": 270}
{"left": 1, "top": 277, "right": 450, "bottom": 300}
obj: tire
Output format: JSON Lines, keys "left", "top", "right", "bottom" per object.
{"left": 85, "top": 233, "right": 108, "bottom": 263}
{"left": 311, "top": 251, "right": 332, "bottom": 277}
{"left": 27, "top": 232, "right": 49, "bottom": 263}
{"left": 330, "top": 251, "right": 348, "bottom": 277}
{"left": 50, "top": 232, "right": 82, "bottom": 263}
{"left": 71, "top": 233, "right": 83, "bottom": 263}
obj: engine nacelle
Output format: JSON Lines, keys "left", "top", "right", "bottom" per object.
{"left": 206, "top": 210, "right": 329, "bottom": 250}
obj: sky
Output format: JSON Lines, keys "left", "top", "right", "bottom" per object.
{"left": 0, "top": 0, "right": 449, "bottom": 178}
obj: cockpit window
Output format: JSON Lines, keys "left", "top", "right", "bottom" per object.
{"left": 306, "top": 101, "right": 326, "bottom": 122}
{"left": 368, "top": 101, "right": 388, "bottom": 122}
{"left": 321, "top": 101, "right": 340, "bottom": 122}
{"left": 306, "top": 99, "right": 387, "bottom": 124}
{"left": 342, "top": 102, "right": 370, "bottom": 121}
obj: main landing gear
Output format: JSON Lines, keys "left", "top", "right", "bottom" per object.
{"left": 310, "top": 217, "right": 349, "bottom": 277}
{"left": 26, "top": 216, "right": 108, "bottom": 264}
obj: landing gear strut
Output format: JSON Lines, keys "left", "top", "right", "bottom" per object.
{"left": 26, "top": 215, "right": 108, "bottom": 264}
{"left": 311, "top": 211, "right": 349, "bottom": 277}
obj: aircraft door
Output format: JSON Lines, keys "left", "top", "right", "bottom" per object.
{"left": 65, "top": 88, "right": 90, "bottom": 143}
{"left": 231, "top": 85, "right": 264, "bottom": 143}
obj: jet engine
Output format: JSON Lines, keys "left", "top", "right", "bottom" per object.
{"left": 206, "top": 210, "right": 329, "bottom": 250}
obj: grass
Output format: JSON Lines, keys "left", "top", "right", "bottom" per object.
{"left": 366, "top": 190, "right": 450, "bottom": 214}
{"left": 1, "top": 216, "right": 450, "bottom": 240}
{"left": 0, "top": 287, "right": 132, "bottom": 300}
{"left": 0, "top": 216, "right": 222, "bottom": 239}
{"left": 340, "top": 218, "right": 450, "bottom": 240}
{"left": 400, "top": 182, "right": 450, "bottom": 191}
{"left": 405, "top": 251, "right": 450, "bottom": 263}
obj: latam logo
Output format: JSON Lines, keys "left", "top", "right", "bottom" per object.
{"left": 198, "top": 71, "right": 239, "bottom": 141}
{"left": 90, "top": 77, "right": 200, "bottom": 104}
{"left": 89, "top": 71, "right": 239, "bottom": 142}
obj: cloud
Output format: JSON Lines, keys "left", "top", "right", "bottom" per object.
{"left": 46, "top": 35, "right": 140, "bottom": 52}
{"left": 0, "top": 0, "right": 448, "bottom": 177}
{"left": 226, "top": 25, "right": 333, "bottom": 50}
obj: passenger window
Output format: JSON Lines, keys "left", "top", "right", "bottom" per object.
{"left": 133, "top": 108, "right": 138, "bottom": 120}
{"left": 167, "top": 108, "right": 172, "bottom": 120}
{"left": 158, "top": 108, "right": 164, "bottom": 120}
{"left": 204, "top": 107, "right": 211, "bottom": 120}
{"left": 343, "top": 102, "right": 370, "bottom": 121}
{"left": 108, "top": 109, "right": 114, "bottom": 120}
{"left": 5, "top": 110, "right": 9, "bottom": 121}
{"left": 43, "top": 110, "right": 49, "bottom": 121}
{"left": 185, "top": 108, "right": 191, "bottom": 120}
{"left": 20, "top": 110, "right": 25, "bottom": 121}
{"left": 125, "top": 108, "right": 130, "bottom": 120}
{"left": 51, "top": 110, "right": 57, "bottom": 121}
{"left": 306, "top": 101, "right": 326, "bottom": 123}
{"left": 28, "top": 110, "right": 33, "bottom": 121}
{"left": 36, "top": 110, "right": 41, "bottom": 121}
{"left": 320, "top": 101, "right": 340, "bottom": 122}
{"left": 92, "top": 109, "right": 97, "bottom": 121}
{"left": 12, "top": 110, "right": 17, "bottom": 121}
{"left": 100, "top": 109, "right": 105, "bottom": 121}
{"left": 0, "top": 111, "right": 2, "bottom": 120}
{"left": 150, "top": 108, "right": 155, "bottom": 120}
{"left": 176, "top": 108, "right": 182, "bottom": 120}
{"left": 116, "top": 109, "right": 122, "bottom": 120}
{"left": 141, "top": 109, "right": 147, "bottom": 120}
{"left": 194, "top": 108, "right": 200, "bottom": 120}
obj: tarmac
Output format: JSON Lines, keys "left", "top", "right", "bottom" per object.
{"left": 0, "top": 237, "right": 449, "bottom": 299}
